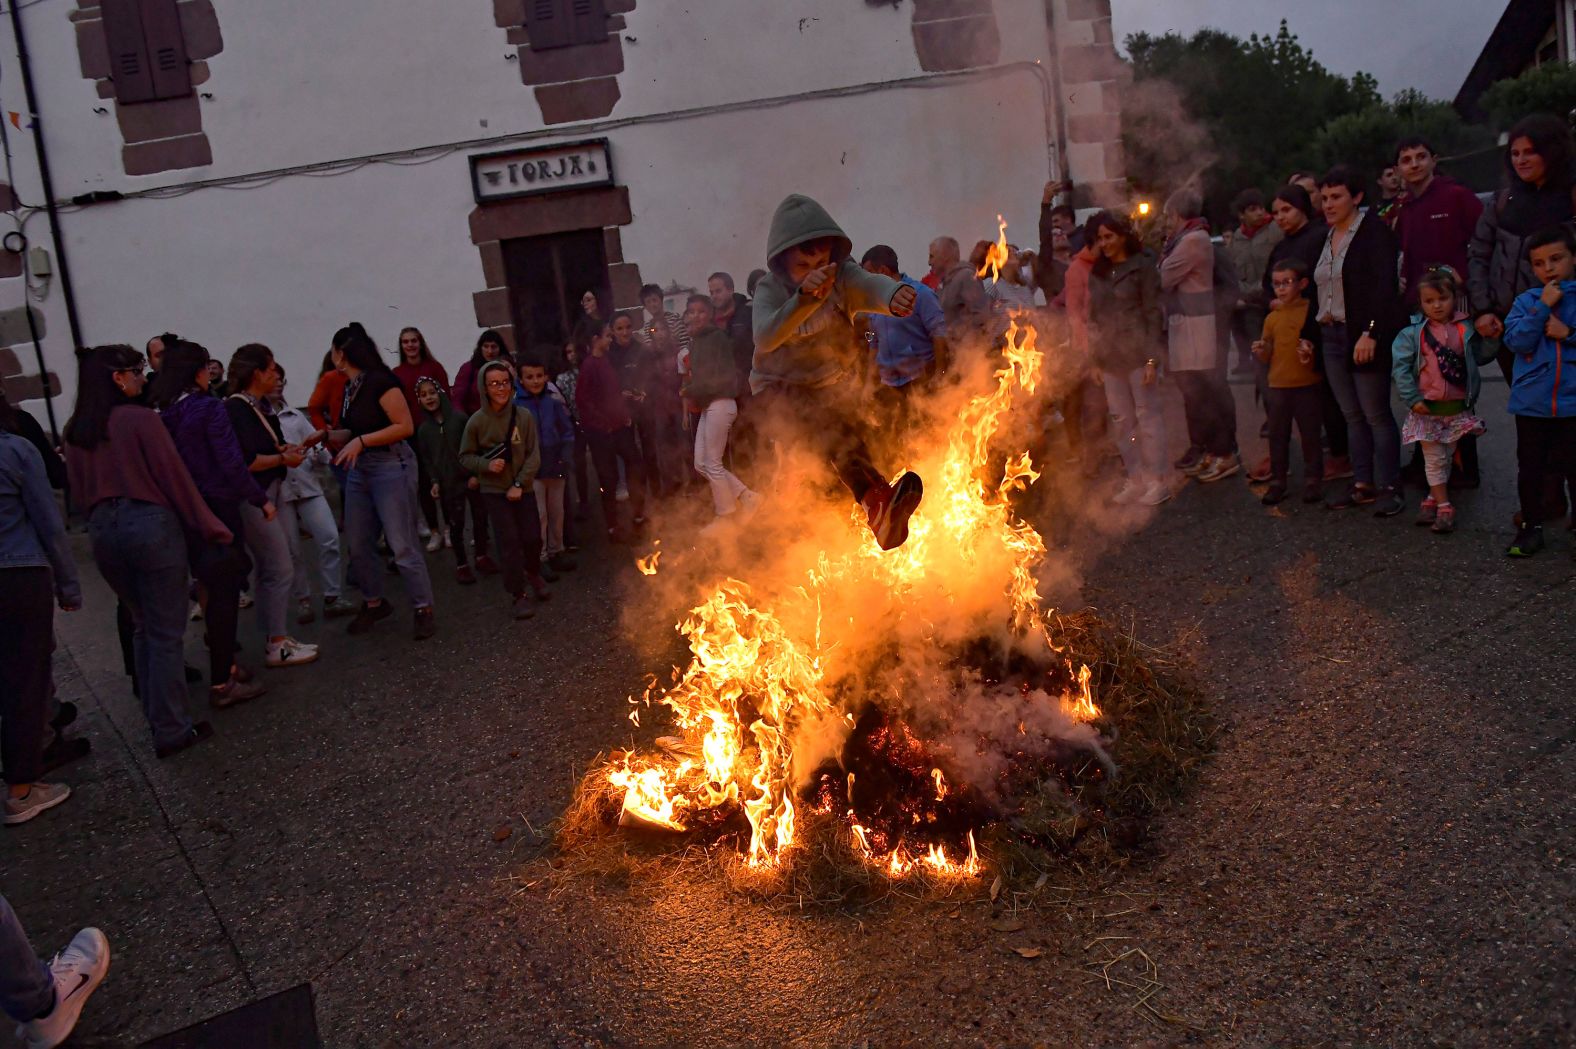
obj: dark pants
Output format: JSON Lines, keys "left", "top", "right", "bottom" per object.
{"left": 1173, "top": 368, "right": 1237, "bottom": 458}
{"left": 568, "top": 428, "right": 590, "bottom": 518}
{"left": 753, "top": 380, "right": 888, "bottom": 502}
{"left": 1515, "top": 415, "right": 1576, "bottom": 527}
{"left": 190, "top": 496, "right": 247, "bottom": 686}
{"left": 408, "top": 438, "right": 439, "bottom": 531}
{"left": 440, "top": 488, "right": 489, "bottom": 567}
{"left": 585, "top": 426, "right": 647, "bottom": 529}
{"left": 1265, "top": 385, "right": 1324, "bottom": 486}
{"left": 116, "top": 599, "right": 136, "bottom": 679}
{"left": 89, "top": 499, "right": 196, "bottom": 750}
{"left": 1, "top": 567, "right": 53, "bottom": 786}
{"left": 481, "top": 492, "right": 542, "bottom": 597}
{"left": 1320, "top": 371, "right": 1349, "bottom": 458}
{"left": 632, "top": 408, "right": 664, "bottom": 501}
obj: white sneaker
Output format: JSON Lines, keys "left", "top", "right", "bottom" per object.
{"left": 442, "top": 527, "right": 453, "bottom": 550}
{"left": 425, "top": 531, "right": 444, "bottom": 553}
{"left": 3, "top": 782, "right": 71, "bottom": 826}
{"left": 1110, "top": 479, "right": 1140, "bottom": 506}
{"left": 18, "top": 927, "right": 110, "bottom": 1049}
{"left": 417, "top": 521, "right": 432, "bottom": 540}
{"left": 615, "top": 482, "right": 630, "bottom": 502}
{"left": 700, "top": 514, "right": 736, "bottom": 538}
{"left": 738, "top": 489, "right": 762, "bottom": 518}
{"left": 265, "top": 638, "right": 319, "bottom": 667}
{"left": 188, "top": 601, "right": 203, "bottom": 622}
{"left": 1139, "top": 480, "right": 1172, "bottom": 507}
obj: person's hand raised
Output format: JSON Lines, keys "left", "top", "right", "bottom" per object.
{"left": 890, "top": 285, "right": 917, "bottom": 318}
{"left": 799, "top": 264, "right": 837, "bottom": 300}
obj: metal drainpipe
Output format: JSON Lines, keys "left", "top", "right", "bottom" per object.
{"left": 8, "top": 1, "right": 88, "bottom": 366}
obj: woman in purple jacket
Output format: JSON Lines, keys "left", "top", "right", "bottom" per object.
{"left": 151, "top": 342, "right": 271, "bottom": 707}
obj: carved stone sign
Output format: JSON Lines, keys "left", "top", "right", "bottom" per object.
{"left": 469, "top": 138, "right": 614, "bottom": 203}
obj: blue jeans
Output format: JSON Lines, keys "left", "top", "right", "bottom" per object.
{"left": 1321, "top": 324, "right": 1400, "bottom": 490}
{"left": 279, "top": 493, "right": 342, "bottom": 603}
{"left": 239, "top": 480, "right": 293, "bottom": 640}
{"left": 0, "top": 892, "right": 52, "bottom": 1024}
{"left": 1101, "top": 366, "right": 1168, "bottom": 484}
{"left": 343, "top": 444, "right": 433, "bottom": 610}
{"left": 87, "top": 500, "right": 195, "bottom": 751}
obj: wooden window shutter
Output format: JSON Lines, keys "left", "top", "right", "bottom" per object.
{"left": 525, "top": 0, "right": 573, "bottom": 50}
{"left": 568, "top": 0, "right": 607, "bottom": 46}
{"left": 526, "top": 0, "right": 605, "bottom": 50}
{"left": 138, "top": 0, "right": 193, "bottom": 100}
{"left": 100, "top": 0, "right": 157, "bottom": 104}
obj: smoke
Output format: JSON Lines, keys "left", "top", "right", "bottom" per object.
{"left": 618, "top": 296, "right": 1143, "bottom": 820}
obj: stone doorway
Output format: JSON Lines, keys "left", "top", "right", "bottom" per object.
{"left": 502, "top": 228, "right": 608, "bottom": 353}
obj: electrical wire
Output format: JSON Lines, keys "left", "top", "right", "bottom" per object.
{"left": 70, "top": 60, "right": 1059, "bottom": 206}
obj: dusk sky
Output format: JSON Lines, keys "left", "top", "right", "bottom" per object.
{"left": 1110, "top": 0, "right": 1507, "bottom": 102}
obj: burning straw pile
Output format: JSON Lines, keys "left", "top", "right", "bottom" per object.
{"left": 548, "top": 254, "right": 1214, "bottom": 905}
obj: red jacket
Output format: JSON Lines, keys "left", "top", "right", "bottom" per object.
{"left": 306, "top": 369, "right": 347, "bottom": 430}
{"left": 393, "top": 358, "right": 450, "bottom": 418}
{"left": 575, "top": 353, "right": 630, "bottom": 434}
{"left": 1394, "top": 176, "right": 1484, "bottom": 306}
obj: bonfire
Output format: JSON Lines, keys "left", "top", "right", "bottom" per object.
{"left": 554, "top": 221, "right": 1213, "bottom": 899}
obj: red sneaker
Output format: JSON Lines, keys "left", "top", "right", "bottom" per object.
{"left": 474, "top": 554, "right": 501, "bottom": 575}
{"left": 1245, "top": 456, "right": 1272, "bottom": 483}
{"left": 862, "top": 472, "right": 924, "bottom": 551}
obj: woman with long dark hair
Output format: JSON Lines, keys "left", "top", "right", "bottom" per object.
{"left": 151, "top": 341, "right": 271, "bottom": 704}
{"left": 327, "top": 324, "right": 436, "bottom": 639}
{"left": 1470, "top": 113, "right": 1576, "bottom": 362}
{"left": 1314, "top": 165, "right": 1406, "bottom": 516}
{"left": 392, "top": 326, "right": 449, "bottom": 548}
{"left": 1085, "top": 211, "right": 1169, "bottom": 507}
{"left": 1, "top": 396, "right": 81, "bottom": 823}
{"left": 224, "top": 343, "right": 320, "bottom": 668}
{"left": 65, "top": 346, "right": 231, "bottom": 757}
{"left": 1469, "top": 113, "right": 1576, "bottom": 528}
{"left": 452, "top": 329, "right": 511, "bottom": 417}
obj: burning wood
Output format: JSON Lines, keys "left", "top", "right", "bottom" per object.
{"left": 552, "top": 221, "right": 1214, "bottom": 894}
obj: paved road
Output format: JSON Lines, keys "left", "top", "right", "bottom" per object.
{"left": 4, "top": 381, "right": 1572, "bottom": 1048}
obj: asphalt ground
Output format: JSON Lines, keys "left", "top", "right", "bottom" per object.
{"left": 3, "top": 378, "right": 1572, "bottom": 1048}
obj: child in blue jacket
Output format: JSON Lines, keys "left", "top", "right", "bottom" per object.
{"left": 1390, "top": 267, "right": 1498, "bottom": 534}
{"left": 516, "top": 352, "right": 578, "bottom": 574}
{"left": 1501, "top": 225, "right": 1576, "bottom": 557}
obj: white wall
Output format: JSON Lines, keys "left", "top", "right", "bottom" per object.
{"left": 0, "top": 0, "right": 1070, "bottom": 411}
{"left": 41, "top": 65, "right": 1055, "bottom": 400}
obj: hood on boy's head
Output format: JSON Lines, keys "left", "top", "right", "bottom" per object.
{"left": 766, "top": 194, "right": 852, "bottom": 277}
{"left": 476, "top": 361, "right": 513, "bottom": 413}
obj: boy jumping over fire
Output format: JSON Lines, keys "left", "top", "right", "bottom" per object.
{"left": 750, "top": 194, "right": 924, "bottom": 549}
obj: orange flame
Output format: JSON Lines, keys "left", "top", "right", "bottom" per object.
{"left": 609, "top": 217, "right": 1099, "bottom": 874}
{"left": 636, "top": 543, "right": 662, "bottom": 576}
{"left": 977, "top": 213, "right": 1010, "bottom": 282}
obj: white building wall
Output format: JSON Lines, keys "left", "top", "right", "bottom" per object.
{"left": 0, "top": 0, "right": 1121, "bottom": 412}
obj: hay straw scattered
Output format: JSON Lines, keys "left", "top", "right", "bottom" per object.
{"left": 519, "top": 609, "right": 1216, "bottom": 910}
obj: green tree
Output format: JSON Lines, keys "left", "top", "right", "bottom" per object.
{"left": 1313, "top": 90, "right": 1494, "bottom": 182}
{"left": 1479, "top": 61, "right": 1576, "bottom": 130}
{"left": 1122, "top": 21, "right": 1379, "bottom": 219}
{"left": 1120, "top": 21, "right": 1498, "bottom": 219}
